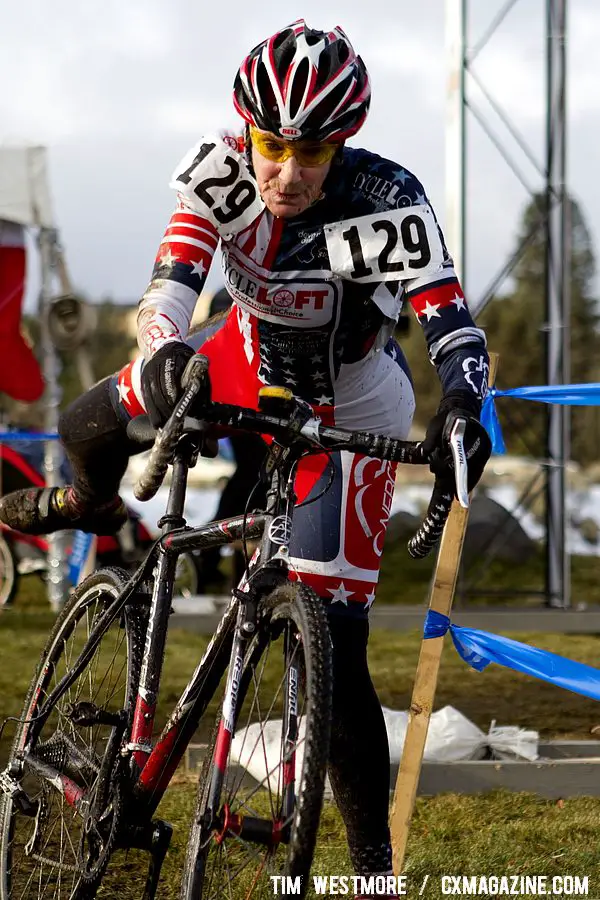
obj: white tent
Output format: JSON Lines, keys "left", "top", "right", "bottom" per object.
{"left": 0, "top": 146, "right": 54, "bottom": 228}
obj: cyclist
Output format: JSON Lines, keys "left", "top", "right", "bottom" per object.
{"left": 0, "top": 20, "right": 491, "bottom": 895}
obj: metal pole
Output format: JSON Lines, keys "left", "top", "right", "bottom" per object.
{"left": 544, "top": 0, "right": 569, "bottom": 608}
{"left": 445, "top": 0, "right": 467, "bottom": 287}
{"left": 55, "top": 244, "right": 95, "bottom": 391}
{"left": 38, "top": 228, "right": 69, "bottom": 611}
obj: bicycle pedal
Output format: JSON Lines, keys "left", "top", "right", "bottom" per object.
{"left": 66, "top": 700, "right": 125, "bottom": 728}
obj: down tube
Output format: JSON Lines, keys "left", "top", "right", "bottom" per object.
{"left": 133, "top": 592, "right": 239, "bottom": 814}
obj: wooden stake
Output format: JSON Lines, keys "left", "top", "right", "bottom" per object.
{"left": 389, "top": 353, "right": 499, "bottom": 873}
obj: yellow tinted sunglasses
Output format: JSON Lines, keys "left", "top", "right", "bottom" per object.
{"left": 250, "top": 127, "right": 339, "bottom": 167}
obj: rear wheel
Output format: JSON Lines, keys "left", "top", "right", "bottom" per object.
{"left": 181, "top": 582, "right": 332, "bottom": 899}
{"left": 173, "top": 551, "right": 202, "bottom": 599}
{"left": 0, "top": 567, "right": 147, "bottom": 899}
{"left": 0, "top": 532, "right": 18, "bottom": 607}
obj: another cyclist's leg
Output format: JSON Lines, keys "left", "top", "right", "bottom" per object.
{"left": 217, "top": 433, "right": 268, "bottom": 516}
{"left": 0, "top": 367, "right": 139, "bottom": 535}
{"left": 197, "top": 433, "right": 268, "bottom": 587}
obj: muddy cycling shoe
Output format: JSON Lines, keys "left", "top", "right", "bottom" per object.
{"left": 0, "top": 486, "right": 128, "bottom": 536}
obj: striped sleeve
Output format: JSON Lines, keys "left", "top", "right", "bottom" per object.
{"left": 137, "top": 197, "right": 219, "bottom": 359}
{"left": 403, "top": 244, "right": 489, "bottom": 401}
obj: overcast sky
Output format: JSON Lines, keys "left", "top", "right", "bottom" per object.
{"left": 2, "top": 0, "right": 599, "bottom": 314}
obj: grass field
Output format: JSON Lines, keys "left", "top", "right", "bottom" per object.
{"left": 1, "top": 555, "right": 600, "bottom": 898}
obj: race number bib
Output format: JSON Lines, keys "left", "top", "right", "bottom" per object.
{"left": 324, "top": 206, "right": 443, "bottom": 283}
{"left": 170, "top": 135, "right": 264, "bottom": 237}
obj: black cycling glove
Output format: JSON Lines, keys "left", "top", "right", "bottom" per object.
{"left": 422, "top": 390, "right": 492, "bottom": 493}
{"left": 141, "top": 341, "right": 196, "bottom": 428}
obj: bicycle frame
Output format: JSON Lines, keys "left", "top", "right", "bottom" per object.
{"left": 24, "top": 432, "right": 308, "bottom": 826}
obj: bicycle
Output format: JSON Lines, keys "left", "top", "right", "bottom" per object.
{"left": 0, "top": 354, "right": 468, "bottom": 899}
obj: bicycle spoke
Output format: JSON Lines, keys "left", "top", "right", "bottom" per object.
{"left": 224, "top": 640, "right": 273, "bottom": 808}
{"left": 231, "top": 636, "right": 303, "bottom": 817}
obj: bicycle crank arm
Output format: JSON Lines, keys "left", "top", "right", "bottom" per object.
{"left": 117, "top": 817, "right": 173, "bottom": 899}
{"left": 143, "top": 820, "right": 173, "bottom": 900}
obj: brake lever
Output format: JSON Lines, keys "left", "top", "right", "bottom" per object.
{"left": 448, "top": 416, "right": 470, "bottom": 509}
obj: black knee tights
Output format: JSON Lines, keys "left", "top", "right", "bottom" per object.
{"left": 327, "top": 615, "right": 392, "bottom": 875}
{"left": 57, "top": 377, "right": 134, "bottom": 505}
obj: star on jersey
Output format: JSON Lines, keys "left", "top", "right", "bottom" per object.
{"left": 328, "top": 582, "right": 353, "bottom": 606}
{"left": 316, "top": 394, "right": 333, "bottom": 405}
{"left": 421, "top": 300, "right": 441, "bottom": 321}
{"left": 310, "top": 354, "right": 324, "bottom": 364}
{"left": 281, "top": 355, "right": 294, "bottom": 365}
{"left": 451, "top": 292, "right": 466, "bottom": 311}
{"left": 117, "top": 378, "right": 131, "bottom": 404}
{"left": 190, "top": 258, "right": 207, "bottom": 278}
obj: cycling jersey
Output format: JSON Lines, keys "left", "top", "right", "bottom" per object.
{"left": 136, "top": 130, "right": 488, "bottom": 403}
{"left": 115, "top": 130, "right": 488, "bottom": 616}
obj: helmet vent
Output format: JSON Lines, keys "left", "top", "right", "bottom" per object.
{"left": 305, "top": 77, "right": 352, "bottom": 129}
{"left": 289, "top": 57, "right": 310, "bottom": 120}
{"left": 273, "top": 29, "right": 293, "bottom": 50}
{"left": 304, "top": 28, "right": 322, "bottom": 47}
{"left": 256, "top": 63, "right": 279, "bottom": 117}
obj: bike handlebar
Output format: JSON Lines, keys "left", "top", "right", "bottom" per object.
{"left": 127, "top": 355, "right": 469, "bottom": 559}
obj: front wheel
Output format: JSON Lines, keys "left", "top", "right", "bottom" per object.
{"left": 0, "top": 567, "right": 147, "bottom": 899}
{"left": 181, "top": 582, "right": 333, "bottom": 900}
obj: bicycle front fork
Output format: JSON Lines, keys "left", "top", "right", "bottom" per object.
{"left": 204, "top": 598, "right": 301, "bottom": 847}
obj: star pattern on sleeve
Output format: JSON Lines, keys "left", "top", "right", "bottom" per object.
{"left": 159, "top": 248, "right": 178, "bottom": 270}
{"left": 117, "top": 377, "right": 131, "bottom": 404}
{"left": 421, "top": 300, "right": 441, "bottom": 321}
{"left": 451, "top": 291, "right": 466, "bottom": 311}
{"left": 190, "top": 258, "right": 207, "bottom": 278}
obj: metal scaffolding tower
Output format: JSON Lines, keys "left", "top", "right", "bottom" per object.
{"left": 446, "top": 0, "right": 570, "bottom": 607}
